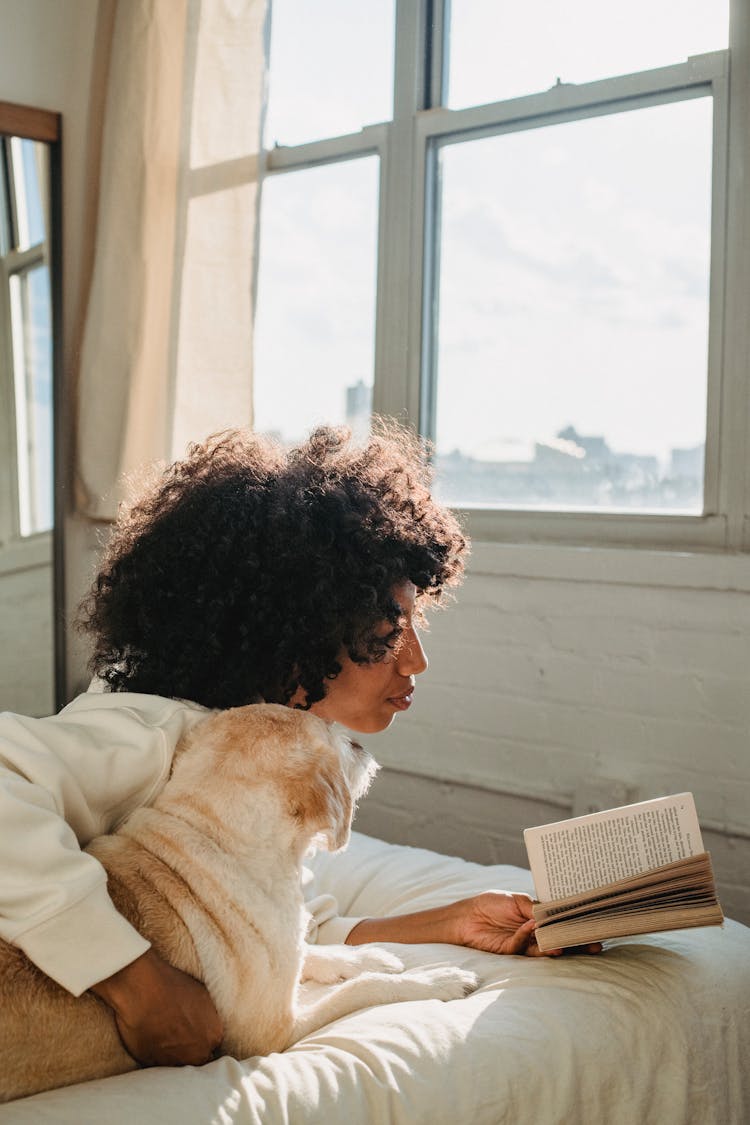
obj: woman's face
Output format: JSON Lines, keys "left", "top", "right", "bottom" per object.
{"left": 303, "top": 580, "right": 428, "bottom": 734}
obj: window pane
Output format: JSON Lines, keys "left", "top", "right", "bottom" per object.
{"left": 431, "top": 97, "right": 713, "bottom": 513}
{"left": 10, "top": 265, "right": 53, "bottom": 535}
{"left": 254, "top": 158, "right": 379, "bottom": 444}
{"left": 265, "top": 0, "right": 395, "bottom": 147}
{"left": 11, "top": 137, "right": 46, "bottom": 252}
{"left": 447, "top": 0, "right": 729, "bottom": 109}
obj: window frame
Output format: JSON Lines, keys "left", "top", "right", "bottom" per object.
{"left": 262, "top": 0, "right": 749, "bottom": 556}
{"left": 0, "top": 135, "right": 52, "bottom": 541}
{"left": 0, "top": 137, "right": 22, "bottom": 545}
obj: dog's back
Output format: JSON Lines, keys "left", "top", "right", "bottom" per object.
{"left": 0, "top": 704, "right": 367, "bottom": 1102}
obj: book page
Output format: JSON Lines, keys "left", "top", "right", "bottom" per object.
{"left": 533, "top": 854, "right": 716, "bottom": 923}
{"left": 523, "top": 793, "right": 704, "bottom": 901}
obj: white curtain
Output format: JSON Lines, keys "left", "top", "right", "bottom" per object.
{"left": 75, "top": 0, "right": 268, "bottom": 520}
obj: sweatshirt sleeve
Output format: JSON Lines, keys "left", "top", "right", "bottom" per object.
{"left": 0, "top": 694, "right": 206, "bottom": 996}
{"left": 304, "top": 892, "right": 364, "bottom": 946}
{"left": 301, "top": 861, "right": 364, "bottom": 945}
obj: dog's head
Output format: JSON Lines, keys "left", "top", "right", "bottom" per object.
{"left": 167, "top": 703, "right": 379, "bottom": 853}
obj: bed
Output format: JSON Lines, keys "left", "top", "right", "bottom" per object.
{"left": 2, "top": 830, "right": 749, "bottom": 1124}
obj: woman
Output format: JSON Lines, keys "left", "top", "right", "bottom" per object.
{"left": 0, "top": 423, "right": 597, "bottom": 1073}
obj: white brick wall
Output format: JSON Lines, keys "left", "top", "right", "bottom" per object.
{"left": 0, "top": 559, "right": 54, "bottom": 717}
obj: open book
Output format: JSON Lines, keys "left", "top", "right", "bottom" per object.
{"left": 523, "top": 793, "right": 724, "bottom": 951}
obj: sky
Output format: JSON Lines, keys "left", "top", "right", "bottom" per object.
{"left": 435, "top": 96, "right": 713, "bottom": 464}
{"left": 253, "top": 1, "right": 729, "bottom": 473}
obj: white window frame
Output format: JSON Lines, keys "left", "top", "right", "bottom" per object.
{"left": 262, "top": 0, "right": 750, "bottom": 559}
{"left": 0, "top": 135, "right": 51, "bottom": 544}
{"left": 0, "top": 137, "right": 21, "bottom": 547}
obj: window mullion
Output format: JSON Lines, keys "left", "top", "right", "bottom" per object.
{"left": 264, "top": 126, "right": 386, "bottom": 175}
{"left": 0, "top": 257, "right": 16, "bottom": 543}
{"left": 415, "top": 0, "right": 448, "bottom": 442}
{"left": 724, "top": 0, "right": 750, "bottom": 549}
{"left": 8, "top": 273, "right": 29, "bottom": 537}
{"left": 426, "top": 0, "right": 449, "bottom": 109}
{"left": 4, "top": 244, "right": 44, "bottom": 274}
{"left": 372, "top": 0, "right": 428, "bottom": 423}
{"left": 704, "top": 62, "right": 730, "bottom": 536}
{"left": 393, "top": 0, "right": 430, "bottom": 119}
{"left": 416, "top": 52, "right": 727, "bottom": 145}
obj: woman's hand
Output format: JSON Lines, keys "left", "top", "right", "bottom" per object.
{"left": 455, "top": 891, "right": 602, "bottom": 958}
{"left": 90, "top": 948, "right": 224, "bottom": 1066}
{"left": 346, "top": 893, "right": 601, "bottom": 957}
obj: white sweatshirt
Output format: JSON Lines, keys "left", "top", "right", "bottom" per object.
{"left": 0, "top": 691, "right": 359, "bottom": 997}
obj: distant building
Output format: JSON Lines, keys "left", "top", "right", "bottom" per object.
{"left": 670, "top": 444, "right": 703, "bottom": 480}
{"left": 434, "top": 424, "right": 697, "bottom": 511}
{"left": 557, "top": 425, "right": 613, "bottom": 464}
{"left": 534, "top": 435, "right": 586, "bottom": 471}
{"left": 345, "top": 379, "right": 371, "bottom": 442}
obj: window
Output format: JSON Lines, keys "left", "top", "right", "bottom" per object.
{"left": 254, "top": 157, "right": 380, "bottom": 442}
{"left": 254, "top": 0, "right": 394, "bottom": 444}
{"left": 255, "top": 1, "right": 746, "bottom": 551}
{"left": 0, "top": 136, "right": 53, "bottom": 538}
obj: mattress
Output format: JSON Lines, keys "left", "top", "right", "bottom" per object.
{"left": 2, "top": 830, "right": 749, "bottom": 1124}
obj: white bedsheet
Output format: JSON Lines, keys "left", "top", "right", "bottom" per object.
{"left": 3, "top": 831, "right": 749, "bottom": 1124}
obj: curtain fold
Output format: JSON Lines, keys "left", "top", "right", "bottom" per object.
{"left": 75, "top": 0, "right": 268, "bottom": 521}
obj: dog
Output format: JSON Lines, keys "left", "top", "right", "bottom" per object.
{"left": 0, "top": 704, "right": 477, "bottom": 1102}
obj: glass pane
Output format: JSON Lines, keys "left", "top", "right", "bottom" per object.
{"left": 11, "top": 137, "right": 46, "bottom": 251}
{"left": 448, "top": 0, "right": 729, "bottom": 109}
{"left": 254, "top": 157, "right": 379, "bottom": 444}
{"left": 432, "top": 97, "right": 713, "bottom": 513}
{"left": 265, "top": 0, "right": 395, "bottom": 146}
{"left": 10, "top": 266, "right": 54, "bottom": 535}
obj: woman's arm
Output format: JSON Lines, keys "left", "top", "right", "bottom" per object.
{"left": 91, "top": 949, "right": 223, "bottom": 1065}
{"left": 345, "top": 891, "right": 602, "bottom": 957}
{"left": 0, "top": 696, "right": 208, "bottom": 990}
{"left": 0, "top": 698, "right": 222, "bottom": 1065}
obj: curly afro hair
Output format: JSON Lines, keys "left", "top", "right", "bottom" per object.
{"left": 77, "top": 421, "right": 469, "bottom": 710}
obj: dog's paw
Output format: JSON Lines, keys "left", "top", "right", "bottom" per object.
{"left": 350, "top": 948, "right": 404, "bottom": 975}
{"left": 403, "top": 967, "right": 479, "bottom": 1001}
{"left": 302, "top": 945, "right": 405, "bottom": 983}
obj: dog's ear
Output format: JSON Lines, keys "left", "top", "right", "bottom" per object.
{"left": 292, "top": 756, "right": 354, "bottom": 852}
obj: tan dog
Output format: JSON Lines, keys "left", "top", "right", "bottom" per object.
{"left": 0, "top": 704, "right": 476, "bottom": 1103}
